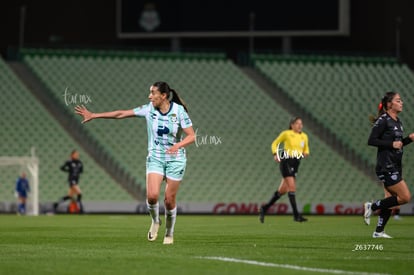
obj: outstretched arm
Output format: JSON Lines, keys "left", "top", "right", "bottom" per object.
{"left": 75, "top": 105, "right": 135, "bottom": 124}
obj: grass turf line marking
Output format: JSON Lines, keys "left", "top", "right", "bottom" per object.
{"left": 197, "top": 256, "right": 390, "bottom": 275}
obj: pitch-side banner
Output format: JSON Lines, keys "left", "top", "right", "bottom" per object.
{"left": 1, "top": 201, "right": 413, "bottom": 215}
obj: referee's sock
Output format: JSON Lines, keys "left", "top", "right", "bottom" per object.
{"left": 262, "top": 191, "right": 281, "bottom": 212}
{"left": 375, "top": 208, "right": 392, "bottom": 233}
{"left": 371, "top": 196, "right": 399, "bottom": 211}
{"left": 147, "top": 200, "right": 160, "bottom": 224}
{"left": 288, "top": 192, "right": 299, "bottom": 218}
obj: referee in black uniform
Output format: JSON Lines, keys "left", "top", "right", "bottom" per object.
{"left": 364, "top": 92, "right": 414, "bottom": 238}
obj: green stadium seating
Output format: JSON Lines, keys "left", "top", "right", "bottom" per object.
{"left": 254, "top": 54, "right": 414, "bottom": 196}
{"left": 21, "top": 50, "right": 384, "bottom": 204}
{"left": 0, "top": 57, "right": 133, "bottom": 203}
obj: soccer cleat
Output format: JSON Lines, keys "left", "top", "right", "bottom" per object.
{"left": 259, "top": 206, "right": 265, "bottom": 223}
{"left": 363, "top": 202, "right": 372, "bottom": 225}
{"left": 372, "top": 231, "right": 392, "bottom": 238}
{"left": 163, "top": 234, "right": 174, "bottom": 245}
{"left": 294, "top": 215, "right": 308, "bottom": 222}
{"left": 147, "top": 219, "right": 161, "bottom": 242}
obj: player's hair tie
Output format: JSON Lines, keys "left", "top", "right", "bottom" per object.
{"left": 378, "top": 102, "right": 383, "bottom": 111}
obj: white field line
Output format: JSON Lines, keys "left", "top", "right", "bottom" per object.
{"left": 196, "top": 256, "right": 391, "bottom": 275}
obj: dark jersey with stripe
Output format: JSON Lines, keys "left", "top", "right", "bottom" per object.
{"left": 368, "top": 113, "right": 412, "bottom": 173}
{"left": 61, "top": 159, "right": 83, "bottom": 182}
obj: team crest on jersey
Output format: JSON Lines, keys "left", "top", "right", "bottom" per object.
{"left": 150, "top": 112, "right": 157, "bottom": 119}
{"left": 170, "top": 113, "right": 178, "bottom": 123}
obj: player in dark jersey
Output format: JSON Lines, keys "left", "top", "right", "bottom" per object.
{"left": 364, "top": 92, "right": 414, "bottom": 238}
{"left": 53, "top": 150, "right": 84, "bottom": 213}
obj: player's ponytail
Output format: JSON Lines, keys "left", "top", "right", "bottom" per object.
{"left": 369, "top": 91, "right": 397, "bottom": 124}
{"left": 169, "top": 88, "right": 188, "bottom": 113}
{"left": 152, "top": 81, "right": 188, "bottom": 112}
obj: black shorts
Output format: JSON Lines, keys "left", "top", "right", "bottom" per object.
{"left": 68, "top": 179, "right": 79, "bottom": 187}
{"left": 279, "top": 158, "right": 300, "bottom": 178}
{"left": 376, "top": 170, "right": 402, "bottom": 187}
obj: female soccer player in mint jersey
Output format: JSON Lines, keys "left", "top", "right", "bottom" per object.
{"left": 260, "top": 117, "right": 309, "bottom": 223}
{"left": 75, "top": 81, "right": 195, "bottom": 245}
{"left": 365, "top": 92, "right": 414, "bottom": 238}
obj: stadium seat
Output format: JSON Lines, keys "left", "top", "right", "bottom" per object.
{"left": 18, "top": 50, "right": 390, "bottom": 205}
{"left": 0, "top": 57, "right": 133, "bottom": 203}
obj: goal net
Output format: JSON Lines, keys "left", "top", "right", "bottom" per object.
{"left": 0, "top": 148, "right": 39, "bottom": 215}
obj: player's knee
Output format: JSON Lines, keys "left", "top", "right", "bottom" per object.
{"left": 147, "top": 196, "right": 158, "bottom": 205}
{"left": 164, "top": 196, "right": 176, "bottom": 210}
{"left": 399, "top": 193, "right": 411, "bottom": 204}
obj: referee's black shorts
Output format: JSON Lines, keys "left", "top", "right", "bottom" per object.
{"left": 279, "top": 158, "right": 300, "bottom": 178}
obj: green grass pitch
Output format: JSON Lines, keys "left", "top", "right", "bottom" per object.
{"left": 0, "top": 215, "right": 413, "bottom": 275}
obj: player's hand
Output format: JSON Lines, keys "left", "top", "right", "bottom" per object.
{"left": 392, "top": 141, "right": 403, "bottom": 149}
{"left": 273, "top": 154, "right": 281, "bottom": 162}
{"left": 409, "top": 133, "right": 414, "bottom": 141}
{"left": 75, "top": 105, "right": 94, "bottom": 123}
{"left": 166, "top": 144, "right": 180, "bottom": 155}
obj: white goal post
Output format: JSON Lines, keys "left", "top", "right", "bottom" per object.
{"left": 0, "top": 148, "right": 39, "bottom": 215}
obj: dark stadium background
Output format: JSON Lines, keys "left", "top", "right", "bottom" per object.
{"left": 3, "top": 0, "right": 414, "bottom": 69}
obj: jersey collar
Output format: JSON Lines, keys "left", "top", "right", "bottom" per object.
{"left": 156, "top": 101, "right": 173, "bottom": 116}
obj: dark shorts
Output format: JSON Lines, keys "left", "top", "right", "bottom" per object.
{"left": 18, "top": 192, "right": 28, "bottom": 198}
{"left": 68, "top": 179, "right": 79, "bottom": 187}
{"left": 376, "top": 170, "right": 402, "bottom": 187}
{"left": 279, "top": 158, "right": 300, "bottom": 178}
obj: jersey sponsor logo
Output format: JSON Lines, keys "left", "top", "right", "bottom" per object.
{"left": 157, "top": 126, "right": 170, "bottom": 136}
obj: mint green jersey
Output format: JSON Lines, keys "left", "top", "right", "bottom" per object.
{"left": 134, "top": 102, "right": 192, "bottom": 160}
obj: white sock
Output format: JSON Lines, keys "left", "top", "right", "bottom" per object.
{"left": 165, "top": 207, "right": 177, "bottom": 236}
{"left": 146, "top": 200, "right": 159, "bottom": 223}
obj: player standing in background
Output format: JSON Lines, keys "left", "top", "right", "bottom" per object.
{"left": 365, "top": 92, "right": 414, "bottom": 238}
{"left": 15, "top": 172, "right": 30, "bottom": 215}
{"left": 54, "top": 150, "right": 84, "bottom": 213}
{"left": 75, "top": 81, "right": 195, "bottom": 245}
{"left": 260, "top": 117, "right": 309, "bottom": 223}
